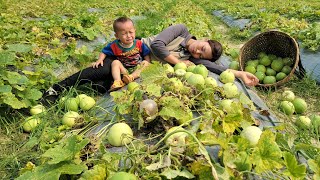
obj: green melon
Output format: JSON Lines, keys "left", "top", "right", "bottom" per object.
{"left": 255, "top": 71, "right": 265, "bottom": 82}
{"left": 266, "top": 68, "right": 276, "bottom": 76}
{"left": 292, "top": 98, "right": 307, "bottom": 114}
{"left": 276, "top": 72, "right": 287, "bottom": 81}
{"left": 245, "top": 65, "right": 256, "bottom": 74}
{"left": 263, "top": 76, "right": 276, "bottom": 84}
{"left": 271, "top": 59, "right": 284, "bottom": 72}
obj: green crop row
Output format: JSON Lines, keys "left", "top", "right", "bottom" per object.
{"left": 193, "top": 0, "right": 320, "bottom": 51}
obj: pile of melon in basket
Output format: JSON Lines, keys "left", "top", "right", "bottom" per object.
{"left": 244, "top": 52, "right": 294, "bottom": 84}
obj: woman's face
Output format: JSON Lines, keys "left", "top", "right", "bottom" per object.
{"left": 187, "top": 40, "right": 213, "bottom": 60}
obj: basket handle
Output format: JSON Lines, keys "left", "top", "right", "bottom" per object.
{"left": 294, "top": 43, "right": 306, "bottom": 79}
{"left": 295, "top": 55, "right": 306, "bottom": 78}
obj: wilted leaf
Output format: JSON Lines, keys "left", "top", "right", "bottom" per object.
{"left": 251, "top": 130, "right": 283, "bottom": 174}
{"left": 222, "top": 102, "right": 243, "bottom": 134}
{"left": 158, "top": 96, "right": 192, "bottom": 123}
{"left": 145, "top": 84, "right": 162, "bottom": 97}
{"left": 259, "top": 109, "right": 270, "bottom": 116}
{"left": 146, "top": 155, "right": 171, "bottom": 171}
{"left": 140, "top": 62, "right": 168, "bottom": 85}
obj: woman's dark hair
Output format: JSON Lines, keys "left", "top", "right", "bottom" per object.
{"left": 113, "top": 17, "right": 134, "bottom": 32}
{"left": 208, "top": 40, "right": 223, "bottom": 62}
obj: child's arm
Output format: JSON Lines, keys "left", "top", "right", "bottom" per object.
{"left": 144, "top": 55, "right": 151, "bottom": 63}
{"left": 92, "top": 53, "right": 107, "bottom": 68}
{"left": 92, "top": 41, "right": 116, "bottom": 68}
{"left": 140, "top": 41, "right": 151, "bottom": 63}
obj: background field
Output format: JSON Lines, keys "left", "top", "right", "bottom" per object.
{"left": 1, "top": 0, "right": 320, "bottom": 179}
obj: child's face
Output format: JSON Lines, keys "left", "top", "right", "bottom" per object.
{"left": 115, "top": 21, "right": 136, "bottom": 45}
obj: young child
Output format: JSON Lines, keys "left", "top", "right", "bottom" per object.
{"left": 92, "top": 17, "right": 151, "bottom": 91}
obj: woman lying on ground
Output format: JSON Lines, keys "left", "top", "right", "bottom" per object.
{"left": 41, "top": 23, "right": 258, "bottom": 105}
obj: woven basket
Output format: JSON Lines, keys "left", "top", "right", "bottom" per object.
{"left": 239, "top": 30, "right": 300, "bottom": 87}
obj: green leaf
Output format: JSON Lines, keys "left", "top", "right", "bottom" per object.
{"left": 251, "top": 130, "right": 283, "bottom": 174}
{"left": 110, "top": 91, "right": 133, "bottom": 115}
{"left": 2, "top": 92, "right": 28, "bottom": 109}
{"left": 16, "top": 161, "right": 87, "bottom": 180}
{"left": 0, "top": 51, "right": 16, "bottom": 65}
{"left": 114, "top": 102, "right": 132, "bottom": 115}
{"left": 82, "top": 27, "right": 96, "bottom": 40}
{"left": 42, "top": 135, "right": 90, "bottom": 164}
{"left": 161, "top": 168, "right": 195, "bottom": 179}
{"left": 189, "top": 159, "right": 211, "bottom": 176}
{"left": 276, "top": 133, "right": 296, "bottom": 150}
{"left": 145, "top": 83, "right": 162, "bottom": 97}
{"left": 283, "top": 152, "right": 306, "bottom": 179}
{"left": 239, "top": 92, "right": 255, "bottom": 110}
{"left": 308, "top": 156, "right": 320, "bottom": 180}
{"left": 79, "top": 164, "right": 106, "bottom": 180}
{"left": 295, "top": 143, "right": 320, "bottom": 160}
{"left": 0, "top": 85, "right": 12, "bottom": 93}
{"left": 223, "top": 145, "right": 252, "bottom": 173}
{"left": 101, "top": 151, "right": 121, "bottom": 174}
{"left": 6, "top": 43, "right": 32, "bottom": 53}
{"left": 158, "top": 96, "right": 192, "bottom": 123}
{"left": 13, "top": 84, "right": 26, "bottom": 91}
{"left": 140, "top": 62, "right": 168, "bottom": 85}
{"left": 197, "top": 132, "right": 229, "bottom": 148}
{"left": 213, "top": 163, "right": 230, "bottom": 180}
{"left": 4, "top": 71, "right": 29, "bottom": 85}
{"left": 22, "top": 137, "right": 39, "bottom": 150}
{"left": 23, "top": 88, "right": 43, "bottom": 100}
{"left": 133, "top": 89, "right": 144, "bottom": 101}
{"left": 234, "top": 151, "right": 252, "bottom": 172}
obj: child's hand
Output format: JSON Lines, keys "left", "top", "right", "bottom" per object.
{"left": 92, "top": 59, "right": 104, "bottom": 68}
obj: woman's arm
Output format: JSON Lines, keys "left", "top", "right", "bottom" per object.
{"left": 151, "top": 24, "right": 193, "bottom": 64}
{"left": 228, "top": 69, "right": 259, "bottom": 86}
{"left": 191, "top": 58, "right": 259, "bottom": 86}
{"left": 190, "top": 58, "right": 227, "bottom": 74}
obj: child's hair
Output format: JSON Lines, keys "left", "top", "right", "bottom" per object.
{"left": 208, "top": 40, "right": 223, "bottom": 62}
{"left": 113, "top": 17, "right": 134, "bottom": 32}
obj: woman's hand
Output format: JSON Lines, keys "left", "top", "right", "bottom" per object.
{"left": 92, "top": 53, "right": 107, "bottom": 68}
{"left": 92, "top": 59, "right": 104, "bottom": 68}
{"left": 229, "top": 69, "right": 259, "bottom": 86}
{"left": 182, "top": 60, "right": 194, "bottom": 66}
